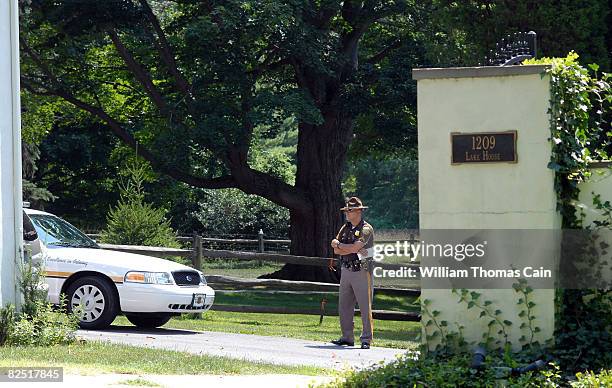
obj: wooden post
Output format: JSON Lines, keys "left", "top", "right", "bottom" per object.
{"left": 192, "top": 233, "right": 202, "bottom": 270}
{"left": 257, "top": 229, "right": 264, "bottom": 253}
{"left": 257, "top": 229, "right": 264, "bottom": 266}
{"left": 191, "top": 233, "right": 203, "bottom": 320}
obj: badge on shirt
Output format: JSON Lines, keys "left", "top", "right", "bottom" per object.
{"left": 355, "top": 231, "right": 360, "bottom": 237}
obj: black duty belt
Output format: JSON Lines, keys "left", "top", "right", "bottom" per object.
{"left": 340, "top": 256, "right": 371, "bottom": 272}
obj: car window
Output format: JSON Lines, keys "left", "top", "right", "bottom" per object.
{"left": 29, "top": 214, "right": 99, "bottom": 249}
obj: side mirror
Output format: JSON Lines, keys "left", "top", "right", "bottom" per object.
{"left": 23, "top": 211, "right": 39, "bottom": 242}
{"left": 24, "top": 230, "right": 39, "bottom": 242}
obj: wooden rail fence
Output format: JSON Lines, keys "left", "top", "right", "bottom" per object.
{"left": 95, "top": 240, "right": 422, "bottom": 322}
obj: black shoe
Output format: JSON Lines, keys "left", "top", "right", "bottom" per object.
{"left": 361, "top": 343, "right": 370, "bottom": 349}
{"left": 331, "top": 338, "right": 354, "bottom": 346}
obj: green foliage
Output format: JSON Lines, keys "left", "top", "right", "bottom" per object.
{"left": 420, "top": 297, "right": 467, "bottom": 354}
{"left": 194, "top": 189, "right": 289, "bottom": 237}
{"left": 526, "top": 53, "right": 612, "bottom": 374}
{"left": 6, "top": 299, "right": 79, "bottom": 347}
{"left": 19, "top": 0, "right": 425, "bottom": 256}
{"left": 193, "top": 144, "right": 292, "bottom": 237}
{"left": 0, "top": 305, "right": 15, "bottom": 346}
{"left": 20, "top": 92, "right": 66, "bottom": 145}
{"left": 554, "top": 289, "right": 612, "bottom": 373}
{"left": 434, "top": 0, "right": 611, "bottom": 71}
{"left": 525, "top": 52, "right": 610, "bottom": 227}
{"left": 572, "top": 370, "right": 612, "bottom": 387}
{"left": 18, "top": 258, "right": 50, "bottom": 319}
{"left": 452, "top": 289, "right": 512, "bottom": 350}
{"left": 320, "top": 351, "right": 563, "bottom": 388}
{"left": 22, "top": 142, "right": 57, "bottom": 206}
{"left": 513, "top": 279, "right": 543, "bottom": 352}
{"left": 32, "top": 119, "right": 120, "bottom": 229}
{"left": 101, "top": 162, "right": 179, "bottom": 247}
{"left": 344, "top": 157, "right": 419, "bottom": 229}
{"left": 1, "top": 259, "right": 79, "bottom": 347}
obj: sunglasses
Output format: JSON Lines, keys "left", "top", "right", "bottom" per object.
{"left": 343, "top": 208, "right": 361, "bottom": 213}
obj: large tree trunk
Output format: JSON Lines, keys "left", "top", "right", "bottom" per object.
{"left": 262, "top": 110, "right": 353, "bottom": 282}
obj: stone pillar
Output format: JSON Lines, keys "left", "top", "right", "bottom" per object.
{"left": 413, "top": 65, "right": 557, "bottom": 349}
{"left": 0, "top": 0, "right": 23, "bottom": 308}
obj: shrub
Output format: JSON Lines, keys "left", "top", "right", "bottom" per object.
{"left": 6, "top": 299, "right": 78, "bottom": 346}
{"left": 0, "top": 304, "right": 15, "bottom": 346}
{"left": 101, "top": 162, "right": 179, "bottom": 247}
{"left": 320, "top": 351, "right": 564, "bottom": 388}
{"left": 19, "top": 256, "right": 49, "bottom": 318}
{"left": 572, "top": 370, "right": 612, "bottom": 387}
{"left": 1, "top": 259, "right": 79, "bottom": 347}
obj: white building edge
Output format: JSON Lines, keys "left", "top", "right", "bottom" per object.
{"left": 0, "top": 0, "right": 23, "bottom": 308}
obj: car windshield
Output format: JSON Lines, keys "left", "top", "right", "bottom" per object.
{"left": 29, "top": 214, "right": 99, "bottom": 249}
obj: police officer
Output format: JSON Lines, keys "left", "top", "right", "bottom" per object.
{"left": 329, "top": 197, "right": 375, "bottom": 349}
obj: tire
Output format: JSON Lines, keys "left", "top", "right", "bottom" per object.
{"left": 66, "top": 276, "right": 118, "bottom": 329}
{"left": 125, "top": 313, "right": 172, "bottom": 329}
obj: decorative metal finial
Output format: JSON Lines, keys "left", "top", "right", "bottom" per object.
{"left": 484, "top": 31, "right": 537, "bottom": 66}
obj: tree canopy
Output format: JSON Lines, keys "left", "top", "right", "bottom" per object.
{"left": 20, "top": 0, "right": 612, "bottom": 280}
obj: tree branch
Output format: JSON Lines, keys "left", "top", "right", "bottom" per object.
{"left": 21, "top": 78, "right": 56, "bottom": 96}
{"left": 21, "top": 37, "right": 235, "bottom": 190}
{"left": 21, "top": 24, "right": 311, "bottom": 213}
{"left": 366, "top": 39, "right": 402, "bottom": 64}
{"left": 138, "top": 0, "right": 192, "bottom": 98}
{"left": 107, "top": 28, "right": 171, "bottom": 115}
{"left": 310, "top": 0, "right": 340, "bottom": 29}
{"left": 227, "top": 150, "right": 313, "bottom": 214}
{"left": 57, "top": 89, "right": 236, "bottom": 189}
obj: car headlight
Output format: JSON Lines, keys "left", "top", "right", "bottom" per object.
{"left": 125, "top": 271, "right": 174, "bottom": 285}
{"left": 197, "top": 271, "right": 207, "bottom": 285}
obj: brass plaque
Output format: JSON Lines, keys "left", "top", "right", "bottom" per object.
{"left": 451, "top": 130, "right": 517, "bottom": 164}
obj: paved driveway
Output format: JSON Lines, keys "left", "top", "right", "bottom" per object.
{"left": 77, "top": 326, "right": 408, "bottom": 370}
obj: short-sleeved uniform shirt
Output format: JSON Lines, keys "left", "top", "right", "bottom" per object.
{"left": 336, "top": 219, "right": 375, "bottom": 270}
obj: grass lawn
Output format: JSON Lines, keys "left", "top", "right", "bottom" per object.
{"left": 214, "top": 290, "right": 420, "bottom": 313}
{"left": 112, "top": 310, "right": 421, "bottom": 349}
{"left": 202, "top": 259, "right": 284, "bottom": 279}
{"left": 0, "top": 341, "right": 329, "bottom": 376}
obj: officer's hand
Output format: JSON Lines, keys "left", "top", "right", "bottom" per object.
{"left": 330, "top": 239, "right": 340, "bottom": 248}
{"left": 327, "top": 258, "right": 336, "bottom": 272}
{"left": 358, "top": 248, "right": 368, "bottom": 256}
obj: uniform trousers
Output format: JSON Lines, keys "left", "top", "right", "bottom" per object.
{"left": 338, "top": 266, "right": 374, "bottom": 344}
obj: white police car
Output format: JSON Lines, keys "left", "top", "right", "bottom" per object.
{"left": 24, "top": 208, "right": 215, "bottom": 329}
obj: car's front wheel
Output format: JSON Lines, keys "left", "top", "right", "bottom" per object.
{"left": 66, "top": 276, "right": 118, "bottom": 329}
{"left": 125, "top": 313, "right": 172, "bottom": 329}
